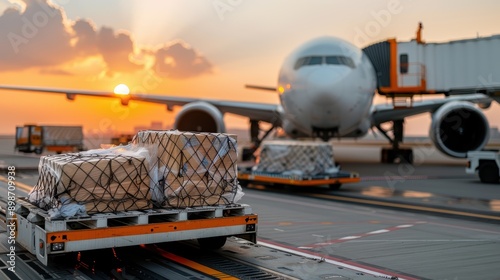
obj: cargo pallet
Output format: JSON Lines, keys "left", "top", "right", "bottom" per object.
{"left": 14, "top": 198, "right": 257, "bottom": 266}
{"left": 238, "top": 168, "right": 360, "bottom": 190}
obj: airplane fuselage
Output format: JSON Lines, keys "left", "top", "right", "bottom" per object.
{"left": 277, "top": 37, "right": 377, "bottom": 140}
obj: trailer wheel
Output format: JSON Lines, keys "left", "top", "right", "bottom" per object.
{"left": 198, "top": 236, "right": 227, "bottom": 250}
{"left": 478, "top": 162, "right": 500, "bottom": 183}
{"left": 238, "top": 179, "right": 249, "bottom": 188}
{"left": 329, "top": 183, "right": 342, "bottom": 190}
{"left": 34, "top": 148, "right": 42, "bottom": 155}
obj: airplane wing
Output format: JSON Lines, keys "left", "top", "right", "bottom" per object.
{"left": 371, "top": 93, "right": 492, "bottom": 125}
{"left": 0, "top": 85, "right": 282, "bottom": 125}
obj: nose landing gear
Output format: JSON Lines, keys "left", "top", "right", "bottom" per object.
{"left": 312, "top": 126, "right": 339, "bottom": 142}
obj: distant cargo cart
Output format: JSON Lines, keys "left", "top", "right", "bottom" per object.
{"left": 238, "top": 167, "right": 360, "bottom": 190}
{"left": 15, "top": 124, "right": 84, "bottom": 154}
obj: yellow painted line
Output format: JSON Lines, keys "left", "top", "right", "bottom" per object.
{"left": 308, "top": 193, "right": 500, "bottom": 221}
{"left": 145, "top": 245, "right": 238, "bottom": 280}
{"left": 0, "top": 175, "right": 33, "bottom": 192}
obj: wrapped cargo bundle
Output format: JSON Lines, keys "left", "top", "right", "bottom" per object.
{"left": 254, "top": 140, "right": 338, "bottom": 176}
{"left": 28, "top": 150, "right": 152, "bottom": 216}
{"left": 133, "top": 130, "right": 242, "bottom": 208}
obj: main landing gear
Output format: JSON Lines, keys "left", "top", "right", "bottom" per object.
{"left": 241, "top": 120, "right": 278, "bottom": 161}
{"left": 376, "top": 119, "right": 414, "bottom": 164}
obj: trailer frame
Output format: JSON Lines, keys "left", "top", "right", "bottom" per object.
{"left": 14, "top": 198, "right": 257, "bottom": 266}
{"left": 238, "top": 168, "right": 360, "bottom": 189}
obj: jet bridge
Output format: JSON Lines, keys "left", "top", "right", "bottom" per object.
{"left": 363, "top": 24, "right": 500, "bottom": 108}
{"left": 363, "top": 24, "right": 500, "bottom": 163}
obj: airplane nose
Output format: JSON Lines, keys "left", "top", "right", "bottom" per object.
{"left": 305, "top": 67, "right": 352, "bottom": 129}
{"left": 306, "top": 67, "right": 350, "bottom": 103}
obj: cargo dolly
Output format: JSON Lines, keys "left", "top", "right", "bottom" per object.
{"left": 237, "top": 167, "right": 360, "bottom": 190}
{"left": 14, "top": 198, "right": 257, "bottom": 266}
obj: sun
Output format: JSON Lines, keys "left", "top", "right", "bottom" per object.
{"left": 113, "top": 84, "right": 130, "bottom": 95}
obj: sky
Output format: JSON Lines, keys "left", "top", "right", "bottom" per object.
{"left": 0, "top": 0, "right": 499, "bottom": 138}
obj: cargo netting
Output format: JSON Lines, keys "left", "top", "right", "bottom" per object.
{"left": 133, "top": 130, "right": 243, "bottom": 208}
{"left": 254, "top": 140, "right": 339, "bottom": 176}
{"left": 28, "top": 148, "right": 152, "bottom": 217}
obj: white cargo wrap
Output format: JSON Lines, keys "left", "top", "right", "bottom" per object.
{"left": 29, "top": 149, "right": 152, "bottom": 216}
{"left": 254, "top": 140, "right": 338, "bottom": 176}
{"left": 133, "top": 130, "right": 242, "bottom": 208}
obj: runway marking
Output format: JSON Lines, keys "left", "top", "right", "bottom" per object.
{"left": 303, "top": 223, "right": 420, "bottom": 249}
{"left": 367, "top": 229, "right": 390, "bottom": 234}
{"left": 396, "top": 224, "right": 414, "bottom": 228}
{"left": 339, "top": 236, "right": 361, "bottom": 240}
{"left": 274, "top": 228, "right": 285, "bottom": 232}
{"left": 260, "top": 239, "right": 417, "bottom": 280}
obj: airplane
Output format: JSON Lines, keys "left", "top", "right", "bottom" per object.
{"left": 0, "top": 36, "right": 494, "bottom": 163}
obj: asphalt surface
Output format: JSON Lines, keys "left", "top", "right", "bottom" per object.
{"left": 1, "top": 145, "right": 500, "bottom": 279}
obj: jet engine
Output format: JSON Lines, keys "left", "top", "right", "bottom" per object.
{"left": 174, "top": 101, "right": 226, "bottom": 133}
{"left": 430, "top": 101, "right": 489, "bottom": 158}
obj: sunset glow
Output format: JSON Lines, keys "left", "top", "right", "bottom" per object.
{"left": 0, "top": 1, "right": 499, "bottom": 136}
{"left": 113, "top": 84, "right": 130, "bottom": 95}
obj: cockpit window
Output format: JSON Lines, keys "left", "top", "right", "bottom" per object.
{"left": 309, "top": 56, "right": 323, "bottom": 65}
{"left": 325, "top": 56, "right": 355, "bottom": 68}
{"left": 294, "top": 55, "right": 355, "bottom": 70}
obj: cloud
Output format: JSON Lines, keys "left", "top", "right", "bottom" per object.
{"left": 0, "top": 0, "right": 213, "bottom": 78}
{"left": 98, "top": 27, "right": 142, "bottom": 73}
{"left": 154, "top": 41, "right": 213, "bottom": 79}
{"left": 0, "top": 0, "right": 73, "bottom": 70}
{"left": 72, "top": 19, "right": 99, "bottom": 57}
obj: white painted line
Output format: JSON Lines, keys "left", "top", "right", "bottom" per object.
{"left": 314, "top": 242, "right": 332, "bottom": 246}
{"left": 396, "top": 224, "right": 414, "bottom": 228}
{"left": 258, "top": 240, "right": 406, "bottom": 280}
{"left": 367, "top": 229, "right": 390, "bottom": 234}
{"left": 274, "top": 228, "right": 284, "bottom": 232}
{"left": 339, "top": 236, "right": 361, "bottom": 240}
{"left": 298, "top": 246, "right": 313, "bottom": 249}
{"left": 312, "top": 234, "right": 324, "bottom": 238}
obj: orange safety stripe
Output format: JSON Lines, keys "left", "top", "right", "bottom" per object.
{"left": 46, "top": 215, "right": 257, "bottom": 243}
{"left": 388, "top": 38, "right": 398, "bottom": 89}
{"left": 46, "top": 146, "right": 77, "bottom": 151}
{"left": 238, "top": 174, "right": 360, "bottom": 186}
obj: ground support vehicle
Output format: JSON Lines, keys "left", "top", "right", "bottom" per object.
{"left": 15, "top": 125, "right": 84, "bottom": 154}
{"left": 466, "top": 150, "right": 500, "bottom": 183}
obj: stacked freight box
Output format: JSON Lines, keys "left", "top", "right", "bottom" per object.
{"left": 28, "top": 130, "right": 242, "bottom": 217}
{"left": 254, "top": 140, "right": 338, "bottom": 176}
{"left": 29, "top": 150, "right": 152, "bottom": 215}
{"left": 133, "top": 130, "right": 240, "bottom": 208}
